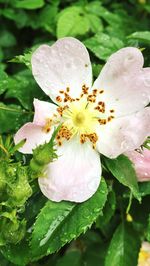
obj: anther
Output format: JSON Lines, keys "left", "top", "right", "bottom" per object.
{"left": 99, "top": 90, "right": 104, "bottom": 94}
{"left": 56, "top": 96, "right": 62, "bottom": 102}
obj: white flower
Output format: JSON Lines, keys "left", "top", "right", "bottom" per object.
{"left": 14, "top": 37, "right": 150, "bottom": 202}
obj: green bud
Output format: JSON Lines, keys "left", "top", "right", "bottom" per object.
{"left": 30, "top": 126, "right": 60, "bottom": 175}
{"left": 0, "top": 213, "right": 26, "bottom": 245}
{"left": 7, "top": 167, "right": 32, "bottom": 206}
{"left": 29, "top": 158, "right": 45, "bottom": 173}
{"left": 32, "top": 142, "right": 57, "bottom": 166}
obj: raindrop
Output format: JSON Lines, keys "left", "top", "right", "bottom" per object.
{"left": 69, "top": 234, "right": 76, "bottom": 239}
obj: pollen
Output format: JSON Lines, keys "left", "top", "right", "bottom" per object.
{"left": 80, "top": 133, "right": 98, "bottom": 148}
{"left": 108, "top": 115, "right": 115, "bottom": 122}
{"left": 56, "top": 125, "right": 72, "bottom": 144}
{"left": 110, "top": 109, "right": 115, "bottom": 113}
{"left": 53, "top": 84, "right": 115, "bottom": 148}
{"left": 56, "top": 96, "right": 62, "bottom": 102}
{"left": 82, "top": 84, "right": 89, "bottom": 94}
{"left": 42, "top": 118, "right": 52, "bottom": 133}
{"left": 93, "top": 89, "right": 98, "bottom": 96}
{"left": 57, "top": 105, "right": 68, "bottom": 116}
{"left": 99, "top": 90, "right": 104, "bottom": 94}
{"left": 98, "top": 118, "right": 107, "bottom": 125}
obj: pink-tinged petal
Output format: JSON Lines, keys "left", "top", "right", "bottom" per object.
{"left": 33, "top": 98, "right": 58, "bottom": 127}
{"left": 31, "top": 37, "right": 92, "bottom": 103}
{"left": 14, "top": 122, "right": 53, "bottom": 154}
{"left": 126, "top": 148, "right": 150, "bottom": 182}
{"left": 96, "top": 107, "right": 150, "bottom": 158}
{"left": 39, "top": 138, "right": 101, "bottom": 203}
{"left": 92, "top": 47, "right": 150, "bottom": 116}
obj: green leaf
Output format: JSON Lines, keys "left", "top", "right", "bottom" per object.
{"left": 0, "top": 102, "right": 32, "bottom": 133}
{"left": 0, "top": 253, "right": 14, "bottom": 265}
{"left": 105, "top": 155, "right": 141, "bottom": 201}
{"left": 38, "top": 4, "right": 58, "bottom": 34}
{"left": 56, "top": 250, "right": 82, "bottom": 266}
{"left": 0, "top": 30, "right": 16, "bottom": 47}
{"left": 5, "top": 69, "right": 43, "bottom": 109}
{"left": 2, "top": 8, "right": 29, "bottom": 28}
{"left": 105, "top": 223, "right": 141, "bottom": 266}
{"left": 57, "top": 6, "right": 90, "bottom": 38}
{"left": 13, "top": 0, "right": 45, "bottom": 9}
{"left": 146, "top": 213, "right": 150, "bottom": 242}
{"left": 9, "top": 52, "right": 32, "bottom": 69}
{"left": 128, "top": 31, "right": 150, "bottom": 44}
{"left": 96, "top": 190, "right": 116, "bottom": 229}
{"left": 84, "top": 33, "right": 124, "bottom": 61}
{"left": 30, "top": 178, "right": 108, "bottom": 261}
{"left": 86, "top": 14, "right": 103, "bottom": 33}
{"left": 0, "top": 68, "right": 8, "bottom": 95}
{"left": 139, "top": 182, "right": 150, "bottom": 197}
{"left": 1, "top": 240, "right": 30, "bottom": 266}
{"left": 83, "top": 243, "right": 108, "bottom": 266}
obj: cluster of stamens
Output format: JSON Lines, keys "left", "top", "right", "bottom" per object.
{"left": 43, "top": 84, "right": 116, "bottom": 148}
{"left": 56, "top": 125, "right": 72, "bottom": 146}
{"left": 80, "top": 133, "right": 98, "bottom": 149}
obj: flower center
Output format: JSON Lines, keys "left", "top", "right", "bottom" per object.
{"left": 74, "top": 112, "right": 85, "bottom": 126}
{"left": 43, "top": 84, "right": 115, "bottom": 148}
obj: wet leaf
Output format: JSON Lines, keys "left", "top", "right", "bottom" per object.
{"left": 30, "top": 178, "right": 108, "bottom": 261}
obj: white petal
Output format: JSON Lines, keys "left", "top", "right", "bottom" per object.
{"left": 39, "top": 138, "right": 101, "bottom": 202}
{"left": 33, "top": 98, "right": 58, "bottom": 126}
{"left": 92, "top": 47, "right": 150, "bottom": 116}
{"left": 31, "top": 37, "right": 92, "bottom": 103}
{"left": 96, "top": 108, "right": 150, "bottom": 158}
{"left": 14, "top": 122, "right": 53, "bottom": 154}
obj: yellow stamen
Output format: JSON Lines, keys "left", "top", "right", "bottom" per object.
{"left": 43, "top": 84, "right": 116, "bottom": 147}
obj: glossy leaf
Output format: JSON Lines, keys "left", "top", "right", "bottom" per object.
{"left": 105, "top": 223, "right": 141, "bottom": 266}
{"left": 105, "top": 155, "right": 141, "bottom": 201}
{"left": 57, "top": 7, "right": 90, "bottom": 38}
{"left": 56, "top": 250, "right": 82, "bottom": 266}
{"left": 128, "top": 31, "right": 150, "bottom": 44}
{"left": 0, "top": 103, "right": 32, "bottom": 133}
{"left": 13, "top": 0, "right": 45, "bottom": 9}
{"left": 30, "top": 178, "right": 108, "bottom": 261}
{"left": 96, "top": 190, "right": 116, "bottom": 229}
{"left": 84, "top": 33, "right": 124, "bottom": 61}
{"left": 139, "top": 182, "right": 150, "bottom": 197}
{"left": 0, "top": 68, "right": 8, "bottom": 95}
